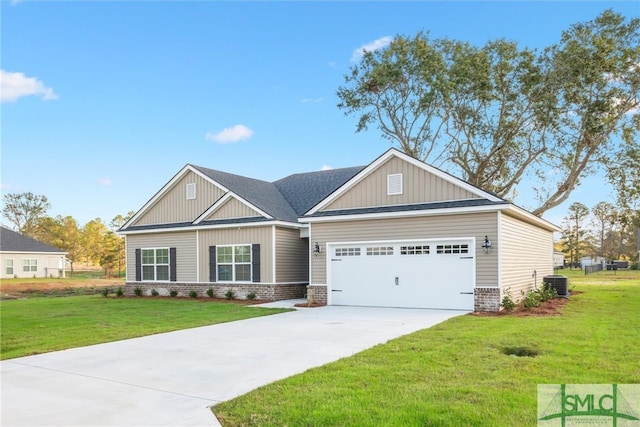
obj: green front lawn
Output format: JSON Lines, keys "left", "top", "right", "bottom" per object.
{"left": 0, "top": 296, "right": 289, "bottom": 360}
{"left": 214, "top": 280, "right": 640, "bottom": 426}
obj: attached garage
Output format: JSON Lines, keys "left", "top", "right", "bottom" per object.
{"left": 328, "top": 239, "right": 475, "bottom": 310}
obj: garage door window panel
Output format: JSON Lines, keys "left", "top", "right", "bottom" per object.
{"left": 436, "top": 244, "right": 469, "bottom": 254}
{"left": 366, "top": 246, "right": 394, "bottom": 255}
{"left": 401, "top": 245, "right": 430, "bottom": 255}
{"left": 335, "top": 248, "right": 361, "bottom": 257}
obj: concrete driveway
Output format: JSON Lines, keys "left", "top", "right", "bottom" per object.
{"left": 1, "top": 302, "right": 466, "bottom": 426}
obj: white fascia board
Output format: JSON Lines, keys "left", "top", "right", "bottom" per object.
{"left": 193, "top": 192, "right": 273, "bottom": 224}
{"left": 305, "top": 148, "right": 502, "bottom": 216}
{"left": 122, "top": 165, "right": 231, "bottom": 230}
{"left": 118, "top": 220, "right": 306, "bottom": 235}
{"left": 0, "top": 251, "right": 68, "bottom": 256}
{"left": 502, "top": 205, "right": 561, "bottom": 232}
{"left": 300, "top": 203, "right": 507, "bottom": 224}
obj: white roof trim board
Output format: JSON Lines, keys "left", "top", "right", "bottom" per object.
{"left": 301, "top": 202, "right": 559, "bottom": 232}
{"left": 120, "top": 220, "right": 307, "bottom": 235}
{"left": 122, "top": 165, "right": 231, "bottom": 229}
{"left": 304, "top": 148, "right": 502, "bottom": 216}
{"left": 193, "top": 192, "right": 272, "bottom": 224}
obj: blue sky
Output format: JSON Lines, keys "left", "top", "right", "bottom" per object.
{"left": 2, "top": 1, "right": 637, "bottom": 229}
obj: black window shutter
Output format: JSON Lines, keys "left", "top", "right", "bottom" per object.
{"left": 252, "top": 244, "right": 261, "bottom": 282}
{"left": 169, "top": 247, "right": 177, "bottom": 282}
{"left": 209, "top": 246, "right": 217, "bottom": 282}
{"left": 135, "top": 249, "right": 141, "bottom": 281}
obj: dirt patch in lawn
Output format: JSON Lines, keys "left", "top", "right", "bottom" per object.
{"left": 0, "top": 279, "right": 124, "bottom": 300}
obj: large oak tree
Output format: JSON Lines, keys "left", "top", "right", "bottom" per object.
{"left": 337, "top": 10, "right": 639, "bottom": 216}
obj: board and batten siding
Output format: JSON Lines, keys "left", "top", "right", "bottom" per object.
{"left": 133, "top": 171, "right": 225, "bottom": 226}
{"left": 275, "top": 227, "right": 309, "bottom": 283}
{"left": 198, "top": 226, "right": 273, "bottom": 283}
{"left": 126, "top": 231, "right": 197, "bottom": 282}
{"left": 310, "top": 212, "right": 498, "bottom": 286}
{"left": 500, "top": 213, "right": 554, "bottom": 298}
{"left": 324, "top": 156, "right": 480, "bottom": 211}
{"left": 204, "top": 197, "right": 261, "bottom": 221}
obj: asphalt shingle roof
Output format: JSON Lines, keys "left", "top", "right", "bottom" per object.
{"left": 274, "top": 166, "right": 366, "bottom": 215}
{"left": 0, "top": 227, "right": 65, "bottom": 253}
{"left": 190, "top": 164, "right": 365, "bottom": 221}
{"left": 305, "top": 199, "right": 508, "bottom": 217}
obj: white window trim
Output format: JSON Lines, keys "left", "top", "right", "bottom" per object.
{"left": 141, "top": 248, "right": 170, "bottom": 281}
{"left": 387, "top": 173, "right": 403, "bottom": 195}
{"left": 6, "top": 259, "right": 14, "bottom": 275}
{"left": 22, "top": 259, "right": 37, "bottom": 273}
{"left": 217, "top": 244, "right": 252, "bottom": 282}
{"left": 186, "top": 183, "right": 196, "bottom": 200}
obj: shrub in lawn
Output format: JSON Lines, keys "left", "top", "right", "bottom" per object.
{"left": 522, "top": 289, "right": 542, "bottom": 309}
{"left": 101, "top": 288, "right": 110, "bottom": 297}
{"left": 189, "top": 290, "right": 198, "bottom": 299}
{"left": 246, "top": 291, "right": 257, "bottom": 300}
{"left": 169, "top": 290, "right": 178, "bottom": 297}
{"left": 116, "top": 287, "right": 124, "bottom": 297}
{"left": 225, "top": 289, "right": 235, "bottom": 300}
{"left": 134, "top": 287, "right": 143, "bottom": 297}
{"left": 631, "top": 262, "right": 638, "bottom": 270}
{"left": 206, "top": 288, "right": 215, "bottom": 298}
{"left": 500, "top": 288, "right": 515, "bottom": 312}
{"left": 151, "top": 289, "right": 159, "bottom": 297}
{"left": 540, "top": 284, "right": 558, "bottom": 302}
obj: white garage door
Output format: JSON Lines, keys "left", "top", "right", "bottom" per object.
{"left": 329, "top": 239, "right": 474, "bottom": 310}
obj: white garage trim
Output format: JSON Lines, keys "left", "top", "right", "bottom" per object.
{"left": 326, "top": 237, "right": 477, "bottom": 310}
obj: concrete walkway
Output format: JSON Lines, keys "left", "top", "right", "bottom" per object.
{"left": 1, "top": 302, "right": 466, "bottom": 426}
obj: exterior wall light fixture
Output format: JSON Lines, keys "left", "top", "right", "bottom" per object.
{"left": 482, "top": 236, "right": 492, "bottom": 254}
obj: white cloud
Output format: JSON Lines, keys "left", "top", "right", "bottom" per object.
{"left": 351, "top": 36, "right": 393, "bottom": 62}
{"left": 611, "top": 96, "right": 640, "bottom": 115}
{"left": 96, "top": 178, "right": 112, "bottom": 186}
{"left": 1, "top": 70, "right": 58, "bottom": 102}
{"left": 321, "top": 164, "right": 333, "bottom": 171}
{"left": 205, "top": 124, "right": 254, "bottom": 144}
{"left": 301, "top": 97, "right": 324, "bottom": 104}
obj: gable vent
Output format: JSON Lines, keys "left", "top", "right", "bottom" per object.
{"left": 387, "top": 173, "right": 403, "bottom": 195}
{"left": 186, "top": 183, "right": 196, "bottom": 200}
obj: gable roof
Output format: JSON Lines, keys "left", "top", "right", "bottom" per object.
{"left": 121, "top": 163, "right": 365, "bottom": 232}
{"left": 0, "top": 227, "right": 66, "bottom": 254}
{"left": 304, "top": 148, "right": 503, "bottom": 216}
{"left": 191, "top": 165, "right": 300, "bottom": 222}
{"left": 120, "top": 148, "right": 558, "bottom": 233}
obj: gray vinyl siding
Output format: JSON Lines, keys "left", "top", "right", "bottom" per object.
{"left": 324, "top": 156, "right": 479, "bottom": 211}
{"left": 198, "top": 226, "right": 273, "bottom": 283}
{"left": 310, "top": 212, "right": 498, "bottom": 286}
{"left": 275, "top": 227, "right": 309, "bottom": 282}
{"left": 205, "top": 197, "right": 261, "bottom": 220}
{"left": 125, "top": 231, "right": 197, "bottom": 282}
{"left": 133, "top": 171, "right": 225, "bottom": 226}
{"left": 500, "top": 213, "right": 554, "bottom": 297}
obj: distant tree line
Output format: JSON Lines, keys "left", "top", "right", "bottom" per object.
{"left": 1, "top": 192, "right": 134, "bottom": 277}
{"left": 558, "top": 201, "right": 639, "bottom": 268}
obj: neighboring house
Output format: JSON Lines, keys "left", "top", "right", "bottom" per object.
{"left": 118, "top": 149, "right": 559, "bottom": 311}
{"left": 553, "top": 251, "right": 566, "bottom": 269}
{"left": 580, "top": 256, "right": 606, "bottom": 268}
{"left": 0, "top": 226, "right": 67, "bottom": 279}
